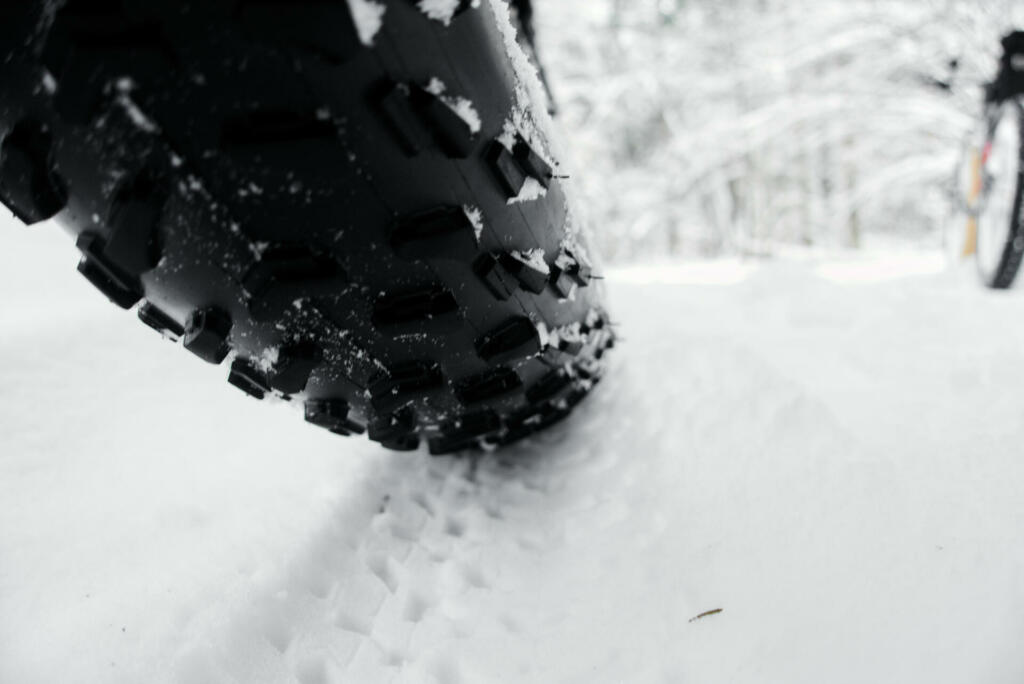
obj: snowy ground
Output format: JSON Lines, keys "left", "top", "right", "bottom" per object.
{"left": 4, "top": 223, "right": 1024, "bottom": 683}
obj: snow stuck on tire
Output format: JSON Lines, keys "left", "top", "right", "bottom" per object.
{"left": 345, "top": 0, "right": 386, "bottom": 45}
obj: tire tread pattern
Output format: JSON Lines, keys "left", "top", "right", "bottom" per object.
{"left": 0, "top": 0, "right": 613, "bottom": 454}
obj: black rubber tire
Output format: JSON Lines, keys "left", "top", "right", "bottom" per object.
{"left": 0, "top": 0, "right": 613, "bottom": 455}
{"left": 977, "top": 101, "right": 1024, "bottom": 289}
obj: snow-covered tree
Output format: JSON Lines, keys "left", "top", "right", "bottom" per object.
{"left": 537, "top": 0, "right": 1024, "bottom": 261}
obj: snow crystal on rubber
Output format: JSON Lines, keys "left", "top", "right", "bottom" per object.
{"left": 559, "top": 218, "right": 593, "bottom": 270}
{"left": 507, "top": 177, "right": 547, "bottom": 205}
{"left": 114, "top": 78, "right": 159, "bottom": 133}
{"left": 510, "top": 248, "right": 549, "bottom": 274}
{"left": 487, "top": 0, "right": 552, "bottom": 147}
{"left": 463, "top": 205, "right": 485, "bottom": 241}
{"left": 425, "top": 77, "right": 482, "bottom": 134}
{"left": 346, "top": 0, "right": 386, "bottom": 45}
{"left": 417, "top": 0, "right": 464, "bottom": 26}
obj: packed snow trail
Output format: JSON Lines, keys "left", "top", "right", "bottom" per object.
{"left": 3, "top": 226, "right": 1024, "bottom": 683}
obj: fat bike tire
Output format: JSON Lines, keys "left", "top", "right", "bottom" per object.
{"left": 0, "top": 0, "right": 614, "bottom": 454}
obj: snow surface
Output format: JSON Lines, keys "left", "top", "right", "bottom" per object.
{"left": 4, "top": 219, "right": 1024, "bottom": 683}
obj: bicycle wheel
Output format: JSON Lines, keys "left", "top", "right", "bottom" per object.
{"left": 0, "top": 0, "right": 614, "bottom": 454}
{"left": 976, "top": 99, "right": 1024, "bottom": 288}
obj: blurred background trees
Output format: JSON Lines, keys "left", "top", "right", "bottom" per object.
{"left": 536, "top": 0, "right": 1024, "bottom": 262}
